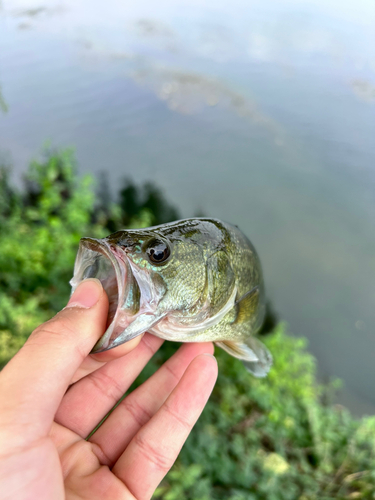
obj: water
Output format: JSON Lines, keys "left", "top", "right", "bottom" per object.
{"left": 1, "top": 0, "right": 375, "bottom": 414}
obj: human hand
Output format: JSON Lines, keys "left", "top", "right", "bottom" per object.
{"left": 0, "top": 279, "right": 218, "bottom": 500}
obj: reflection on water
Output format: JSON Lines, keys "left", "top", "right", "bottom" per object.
{"left": 0, "top": 0, "right": 375, "bottom": 414}
{"left": 0, "top": 87, "right": 7, "bottom": 114}
{"left": 14, "top": 6, "right": 47, "bottom": 17}
{"left": 11, "top": 3, "right": 66, "bottom": 30}
{"left": 134, "top": 18, "right": 175, "bottom": 39}
{"left": 351, "top": 79, "right": 375, "bottom": 103}
{"left": 131, "top": 65, "right": 285, "bottom": 144}
{"left": 12, "top": 5, "right": 65, "bottom": 18}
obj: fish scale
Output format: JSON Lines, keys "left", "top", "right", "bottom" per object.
{"left": 70, "top": 218, "right": 272, "bottom": 376}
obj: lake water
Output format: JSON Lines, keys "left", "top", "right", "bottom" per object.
{"left": 1, "top": 0, "right": 375, "bottom": 414}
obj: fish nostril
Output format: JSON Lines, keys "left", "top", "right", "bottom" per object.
{"left": 107, "top": 234, "right": 134, "bottom": 249}
{"left": 119, "top": 241, "right": 134, "bottom": 250}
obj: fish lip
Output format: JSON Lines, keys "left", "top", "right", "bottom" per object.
{"left": 79, "top": 237, "right": 124, "bottom": 276}
{"left": 70, "top": 237, "right": 129, "bottom": 353}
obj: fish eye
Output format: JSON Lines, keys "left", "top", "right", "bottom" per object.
{"left": 144, "top": 239, "right": 171, "bottom": 265}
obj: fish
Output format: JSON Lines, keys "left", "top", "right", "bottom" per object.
{"left": 70, "top": 218, "right": 272, "bottom": 377}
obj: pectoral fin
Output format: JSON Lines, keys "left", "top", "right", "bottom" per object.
{"left": 241, "top": 336, "right": 273, "bottom": 377}
{"left": 216, "top": 339, "right": 259, "bottom": 362}
{"left": 216, "top": 336, "right": 272, "bottom": 377}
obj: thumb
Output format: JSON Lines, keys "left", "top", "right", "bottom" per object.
{"left": 0, "top": 279, "right": 108, "bottom": 443}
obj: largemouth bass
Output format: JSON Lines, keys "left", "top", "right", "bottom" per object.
{"left": 70, "top": 218, "right": 272, "bottom": 376}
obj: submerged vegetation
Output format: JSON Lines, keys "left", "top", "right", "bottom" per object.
{"left": 0, "top": 149, "right": 374, "bottom": 499}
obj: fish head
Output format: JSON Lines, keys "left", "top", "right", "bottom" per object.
{"left": 70, "top": 225, "right": 207, "bottom": 352}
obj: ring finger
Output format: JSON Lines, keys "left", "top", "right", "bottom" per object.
{"left": 88, "top": 341, "right": 214, "bottom": 465}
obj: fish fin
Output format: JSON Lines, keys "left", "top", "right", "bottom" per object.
{"left": 235, "top": 286, "right": 260, "bottom": 324}
{"left": 216, "top": 339, "right": 259, "bottom": 362}
{"left": 216, "top": 336, "right": 272, "bottom": 378}
{"left": 242, "top": 336, "right": 273, "bottom": 377}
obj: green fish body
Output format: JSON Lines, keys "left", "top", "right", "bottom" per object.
{"left": 70, "top": 218, "right": 272, "bottom": 376}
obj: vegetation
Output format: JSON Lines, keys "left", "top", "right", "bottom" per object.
{"left": 0, "top": 148, "right": 177, "bottom": 364}
{"left": 0, "top": 149, "right": 374, "bottom": 499}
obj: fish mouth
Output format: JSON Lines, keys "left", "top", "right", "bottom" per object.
{"left": 70, "top": 237, "right": 141, "bottom": 353}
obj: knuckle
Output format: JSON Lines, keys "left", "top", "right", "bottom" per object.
{"left": 122, "top": 398, "right": 154, "bottom": 428}
{"left": 28, "top": 313, "right": 88, "bottom": 361}
{"left": 163, "top": 402, "right": 192, "bottom": 431}
{"left": 134, "top": 433, "right": 172, "bottom": 473}
{"left": 89, "top": 370, "right": 125, "bottom": 403}
{"left": 141, "top": 334, "right": 163, "bottom": 356}
{"left": 32, "top": 313, "right": 78, "bottom": 342}
{"left": 162, "top": 362, "right": 180, "bottom": 384}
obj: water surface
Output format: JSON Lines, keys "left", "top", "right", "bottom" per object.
{"left": 1, "top": 0, "right": 375, "bottom": 414}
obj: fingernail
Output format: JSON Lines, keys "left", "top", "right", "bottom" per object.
{"left": 202, "top": 353, "right": 217, "bottom": 361}
{"left": 67, "top": 279, "right": 103, "bottom": 309}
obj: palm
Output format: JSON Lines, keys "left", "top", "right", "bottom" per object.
{"left": 44, "top": 334, "right": 215, "bottom": 500}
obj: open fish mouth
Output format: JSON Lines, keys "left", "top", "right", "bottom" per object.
{"left": 70, "top": 237, "right": 140, "bottom": 353}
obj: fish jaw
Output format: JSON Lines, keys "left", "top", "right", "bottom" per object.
{"left": 69, "top": 237, "right": 130, "bottom": 351}
{"left": 70, "top": 237, "right": 167, "bottom": 353}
